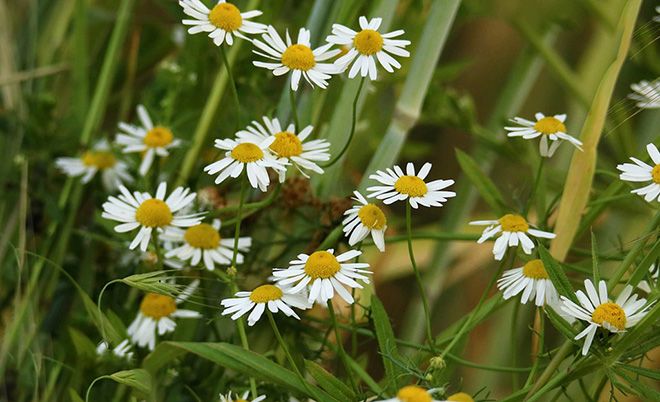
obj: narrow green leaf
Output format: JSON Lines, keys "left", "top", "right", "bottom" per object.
{"left": 626, "top": 239, "right": 660, "bottom": 288}
{"left": 619, "top": 364, "right": 660, "bottom": 380}
{"left": 79, "top": 286, "right": 122, "bottom": 344}
{"left": 544, "top": 305, "right": 577, "bottom": 340}
{"left": 370, "top": 294, "right": 407, "bottom": 391}
{"left": 107, "top": 369, "right": 152, "bottom": 396}
{"left": 538, "top": 244, "right": 577, "bottom": 304}
{"left": 68, "top": 327, "right": 97, "bottom": 360}
{"left": 613, "top": 368, "right": 660, "bottom": 400}
{"left": 68, "top": 388, "right": 85, "bottom": 402}
{"left": 455, "top": 148, "right": 507, "bottom": 215}
{"left": 304, "top": 360, "right": 356, "bottom": 401}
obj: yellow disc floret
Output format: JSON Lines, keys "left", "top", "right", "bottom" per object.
{"left": 249, "top": 284, "right": 284, "bottom": 303}
{"left": 395, "top": 385, "right": 432, "bottom": 402}
{"left": 231, "top": 142, "right": 264, "bottom": 163}
{"left": 522, "top": 259, "right": 549, "bottom": 280}
{"left": 652, "top": 164, "right": 660, "bottom": 184}
{"left": 591, "top": 302, "right": 627, "bottom": 331}
{"left": 394, "top": 176, "right": 428, "bottom": 197}
{"left": 353, "top": 29, "right": 384, "bottom": 55}
{"left": 358, "top": 204, "right": 387, "bottom": 230}
{"left": 82, "top": 151, "right": 116, "bottom": 169}
{"left": 304, "top": 251, "right": 340, "bottom": 279}
{"left": 144, "top": 126, "right": 174, "bottom": 148}
{"left": 135, "top": 199, "right": 173, "bottom": 227}
{"left": 140, "top": 293, "right": 176, "bottom": 319}
{"left": 208, "top": 2, "right": 243, "bottom": 32}
{"left": 498, "top": 214, "right": 529, "bottom": 232}
{"left": 184, "top": 223, "right": 221, "bottom": 249}
{"left": 534, "top": 116, "right": 566, "bottom": 135}
{"left": 281, "top": 44, "right": 316, "bottom": 71}
{"left": 270, "top": 131, "right": 303, "bottom": 157}
{"left": 447, "top": 392, "right": 475, "bottom": 402}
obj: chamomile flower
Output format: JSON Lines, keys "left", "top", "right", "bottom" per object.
{"left": 367, "top": 162, "right": 456, "bottom": 208}
{"left": 163, "top": 219, "right": 251, "bottom": 271}
{"left": 101, "top": 182, "right": 204, "bottom": 252}
{"left": 628, "top": 79, "right": 660, "bottom": 109}
{"left": 617, "top": 143, "right": 660, "bottom": 203}
{"left": 560, "top": 279, "right": 653, "bottom": 356}
{"left": 203, "top": 137, "right": 287, "bottom": 192}
{"left": 497, "top": 259, "right": 558, "bottom": 306}
{"left": 179, "top": 0, "right": 266, "bottom": 46}
{"left": 55, "top": 139, "right": 132, "bottom": 191}
{"left": 376, "top": 385, "right": 441, "bottom": 402}
{"left": 220, "top": 391, "right": 266, "bottom": 402}
{"left": 116, "top": 105, "right": 181, "bottom": 176}
{"left": 328, "top": 16, "right": 410, "bottom": 80}
{"left": 252, "top": 26, "right": 342, "bottom": 91}
{"left": 272, "top": 249, "right": 371, "bottom": 305}
{"left": 220, "top": 283, "right": 312, "bottom": 326}
{"left": 236, "top": 116, "right": 331, "bottom": 181}
{"left": 342, "top": 191, "right": 387, "bottom": 251}
{"left": 128, "top": 280, "right": 201, "bottom": 350}
{"left": 470, "top": 214, "right": 556, "bottom": 261}
{"left": 505, "top": 113, "right": 583, "bottom": 157}
{"left": 96, "top": 339, "right": 133, "bottom": 359}
{"left": 443, "top": 392, "right": 475, "bottom": 402}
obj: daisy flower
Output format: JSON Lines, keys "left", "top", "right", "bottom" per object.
{"left": 628, "top": 79, "right": 660, "bottom": 109}
{"left": 115, "top": 105, "right": 181, "bottom": 176}
{"left": 342, "top": 191, "right": 387, "bottom": 251}
{"left": 236, "top": 116, "right": 331, "bottom": 181}
{"left": 367, "top": 162, "right": 456, "bottom": 208}
{"left": 96, "top": 339, "right": 133, "bottom": 359}
{"left": 101, "top": 182, "right": 204, "bottom": 252}
{"left": 179, "top": 0, "right": 266, "bottom": 46}
{"left": 220, "top": 391, "right": 266, "bottom": 402}
{"left": 443, "top": 392, "right": 475, "bottom": 402}
{"left": 203, "top": 137, "right": 287, "bottom": 192}
{"left": 327, "top": 16, "right": 410, "bottom": 80}
{"left": 617, "top": 143, "right": 660, "bottom": 203}
{"left": 128, "top": 280, "right": 201, "bottom": 350}
{"left": 470, "top": 214, "right": 556, "bottom": 261}
{"left": 272, "top": 249, "right": 371, "bottom": 305}
{"left": 505, "top": 113, "right": 583, "bottom": 157}
{"left": 163, "top": 219, "right": 251, "bottom": 271}
{"left": 55, "top": 139, "right": 132, "bottom": 191}
{"left": 252, "top": 26, "right": 342, "bottom": 91}
{"left": 560, "top": 279, "right": 653, "bottom": 356}
{"left": 220, "top": 283, "right": 312, "bottom": 326}
{"left": 497, "top": 259, "right": 558, "bottom": 306}
{"left": 375, "top": 385, "right": 440, "bottom": 402}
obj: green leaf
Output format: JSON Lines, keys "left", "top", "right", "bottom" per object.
{"left": 304, "top": 360, "right": 356, "bottom": 402}
{"left": 455, "top": 148, "right": 507, "bottom": 215}
{"left": 538, "top": 244, "right": 577, "bottom": 304}
{"left": 544, "top": 305, "right": 577, "bottom": 340}
{"left": 370, "top": 294, "right": 407, "bottom": 391}
{"left": 626, "top": 239, "right": 660, "bottom": 288}
{"left": 619, "top": 364, "right": 660, "bottom": 380}
{"left": 612, "top": 368, "right": 660, "bottom": 400}
{"left": 68, "top": 388, "right": 85, "bottom": 402}
{"left": 107, "top": 369, "right": 152, "bottom": 396}
{"left": 68, "top": 327, "right": 97, "bottom": 360}
{"left": 143, "top": 342, "right": 335, "bottom": 402}
{"left": 78, "top": 285, "right": 122, "bottom": 344}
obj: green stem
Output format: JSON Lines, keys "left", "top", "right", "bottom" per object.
{"left": 220, "top": 44, "right": 241, "bottom": 130}
{"left": 524, "top": 307, "right": 545, "bottom": 388}
{"left": 525, "top": 340, "right": 573, "bottom": 398}
{"left": 231, "top": 174, "right": 248, "bottom": 267}
{"left": 322, "top": 77, "right": 365, "bottom": 168}
{"left": 232, "top": 283, "right": 258, "bottom": 398}
{"left": 326, "top": 300, "right": 359, "bottom": 394}
{"left": 289, "top": 88, "right": 299, "bottom": 131}
{"left": 524, "top": 157, "right": 544, "bottom": 217}
{"left": 510, "top": 300, "right": 521, "bottom": 389}
{"left": 405, "top": 202, "right": 436, "bottom": 353}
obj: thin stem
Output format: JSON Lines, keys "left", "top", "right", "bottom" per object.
{"left": 326, "top": 300, "right": 359, "bottom": 394}
{"left": 322, "top": 76, "right": 366, "bottom": 168}
{"left": 405, "top": 202, "right": 436, "bottom": 353}
{"left": 510, "top": 299, "right": 521, "bottom": 389}
{"left": 231, "top": 174, "right": 248, "bottom": 267}
{"left": 525, "top": 340, "right": 573, "bottom": 398}
{"left": 524, "top": 157, "right": 544, "bottom": 217}
{"left": 289, "top": 88, "right": 299, "bottom": 131}
{"left": 220, "top": 44, "right": 241, "bottom": 130}
{"left": 232, "top": 284, "right": 258, "bottom": 398}
{"left": 524, "top": 307, "right": 545, "bottom": 387}
{"left": 350, "top": 244, "right": 362, "bottom": 357}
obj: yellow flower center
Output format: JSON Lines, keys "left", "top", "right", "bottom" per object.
{"left": 81, "top": 151, "right": 116, "bottom": 169}
{"left": 249, "top": 284, "right": 284, "bottom": 303}
{"left": 135, "top": 199, "right": 173, "bottom": 228}
{"left": 447, "top": 392, "right": 475, "bottom": 402}
{"left": 144, "top": 126, "right": 174, "bottom": 148}
{"left": 304, "top": 251, "right": 340, "bottom": 279}
{"left": 522, "top": 259, "right": 549, "bottom": 280}
{"left": 353, "top": 29, "right": 384, "bottom": 55}
{"left": 652, "top": 164, "right": 660, "bottom": 184}
{"left": 231, "top": 142, "right": 264, "bottom": 163}
{"left": 591, "top": 302, "right": 626, "bottom": 331}
{"left": 395, "top": 385, "right": 431, "bottom": 402}
{"left": 184, "top": 223, "right": 220, "bottom": 249}
{"left": 358, "top": 204, "right": 387, "bottom": 230}
{"left": 208, "top": 2, "right": 242, "bottom": 32}
{"left": 533, "top": 117, "right": 566, "bottom": 135}
{"left": 498, "top": 214, "right": 529, "bottom": 232}
{"left": 394, "top": 176, "right": 428, "bottom": 197}
{"left": 270, "top": 131, "right": 303, "bottom": 157}
{"left": 140, "top": 293, "right": 176, "bottom": 319}
{"left": 281, "top": 44, "right": 316, "bottom": 71}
